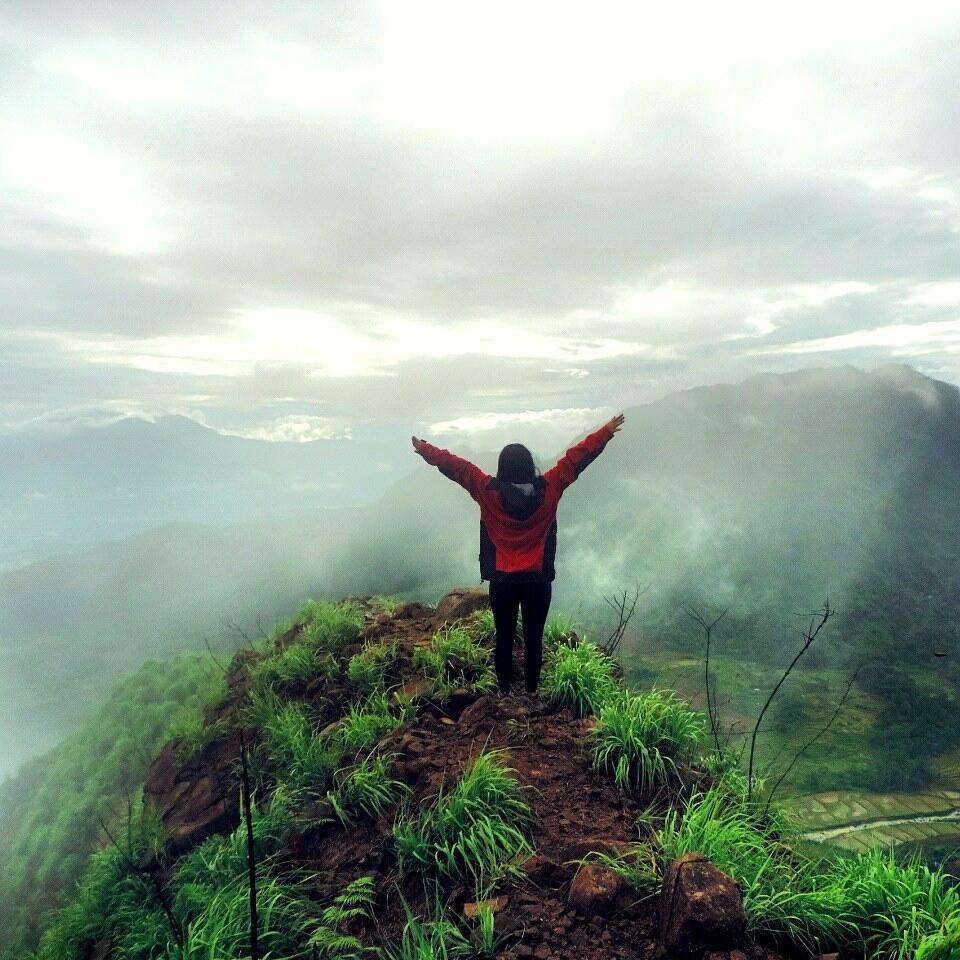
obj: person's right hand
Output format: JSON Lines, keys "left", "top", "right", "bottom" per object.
{"left": 605, "top": 413, "right": 625, "bottom": 435}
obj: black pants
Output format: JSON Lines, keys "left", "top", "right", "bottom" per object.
{"left": 488, "top": 580, "right": 552, "bottom": 694}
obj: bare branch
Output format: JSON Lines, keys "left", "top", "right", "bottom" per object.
{"left": 599, "top": 582, "right": 647, "bottom": 657}
{"left": 683, "top": 603, "right": 728, "bottom": 759}
{"left": 762, "top": 664, "right": 863, "bottom": 817}
{"left": 747, "top": 599, "right": 834, "bottom": 801}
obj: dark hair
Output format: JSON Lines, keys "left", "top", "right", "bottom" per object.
{"left": 497, "top": 443, "right": 539, "bottom": 483}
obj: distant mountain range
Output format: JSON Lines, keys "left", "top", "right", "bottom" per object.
{"left": 0, "top": 415, "right": 411, "bottom": 570}
{"left": 3, "top": 362, "right": 959, "bottom": 778}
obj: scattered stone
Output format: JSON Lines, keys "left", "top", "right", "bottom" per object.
{"left": 393, "top": 601, "right": 435, "bottom": 620}
{"left": 464, "top": 896, "right": 508, "bottom": 918}
{"left": 434, "top": 586, "right": 489, "bottom": 624}
{"left": 393, "top": 677, "right": 429, "bottom": 705}
{"left": 532, "top": 945, "right": 551, "bottom": 960}
{"left": 458, "top": 695, "right": 496, "bottom": 727}
{"left": 567, "top": 863, "right": 627, "bottom": 917}
{"left": 659, "top": 852, "right": 748, "bottom": 960}
{"left": 560, "top": 836, "right": 628, "bottom": 863}
{"left": 521, "top": 854, "right": 570, "bottom": 886}
{"left": 299, "top": 798, "right": 333, "bottom": 822}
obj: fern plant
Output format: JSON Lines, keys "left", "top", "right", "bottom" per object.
{"left": 308, "top": 876, "right": 376, "bottom": 959}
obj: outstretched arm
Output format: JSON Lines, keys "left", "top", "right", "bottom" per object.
{"left": 543, "top": 413, "right": 624, "bottom": 495}
{"left": 412, "top": 436, "right": 492, "bottom": 502}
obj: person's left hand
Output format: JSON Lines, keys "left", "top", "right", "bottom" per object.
{"left": 411, "top": 436, "right": 427, "bottom": 454}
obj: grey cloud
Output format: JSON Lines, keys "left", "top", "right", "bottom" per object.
{"left": 2, "top": 3, "right": 960, "bottom": 429}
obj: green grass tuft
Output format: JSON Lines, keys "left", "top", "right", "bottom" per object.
{"left": 327, "top": 752, "right": 408, "bottom": 826}
{"left": 250, "top": 690, "right": 345, "bottom": 797}
{"left": 297, "top": 599, "right": 365, "bottom": 655}
{"left": 393, "top": 749, "right": 534, "bottom": 885}
{"left": 541, "top": 639, "right": 617, "bottom": 717}
{"left": 414, "top": 625, "right": 496, "bottom": 700}
{"left": 251, "top": 642, "right": 339, "bottom": 696}
{"left": 347, "top": 640, "right": 398, "bottom": 694}
{"left": 332, "top": 691, "right": 412, "bottom": 754}
{"left": 591, "top": 688, "right": 704, "bottom": 794}
{"left": 380, "top": 896, "right": 473, "bottom": 960}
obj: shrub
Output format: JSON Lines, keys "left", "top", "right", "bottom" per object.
{"left": 592, "top": 689, "right": 704, "bottom": 794}
{"left": 393, "top": 749, "right": 534, "bottom": 885}
{"left": 541, "top": 639, "right": 617, "bottom": 717}
{"left": 414, "top": 625, "right": 496, "bottom": 699}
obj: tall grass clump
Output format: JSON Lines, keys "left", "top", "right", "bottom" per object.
{"left": 332, "top": 691, "right": 412, "bottom": 754}
{"left": 180, "top": 874, "right": 318, "bottom": 959}
{"left": 414, "top": 625, "right": 496, "bottom": 699}
{"left": 369, "top": 594, "right": 403, "bottom": 615}
{"left": 380, "top": 896, "right": 473, "bottom": 960}
{"left": 327, "top": 752, "right": 408, "bottom": 826}
{"left": 347, "top": 640, "right": 397, "bottom": 694}
{"left": 172, "top": 795, "right": 325, "bottom": 959}
{"left": 813, "top": 848, "right": 960, "bottom": 959}
{"left": 653, "top": 788, "right": 960, "bottom": 957}
{"left": 465, "top": 608, "right": 496, "bottom": 641}
{"left": 36, "top": 844, "right": 176, "bottom": 960}
{"left": 178, "top": 850, "right": 373, "bottom": 960}
{"left": 250, "top": 690, "right": 344, "bottom": 797}
{"left": 592, "top": 688, "right": 704, "bottom": 794}
{"left": 297, "top": 599, "right": 365, "bottom": 656}
{"left": 657, "top": 787, "right": 830, "bottom": 946}
{"left": 251, "top": 642, "right": 339, "bottom": 696}
{"left": 542, "top": 613, "right": 578, "bottom": 648}
{"left": 541, "top": 639, "right": 616, "bottom": 717}
{"left": 393, "top": 749, "right": 534, "bottom": 885}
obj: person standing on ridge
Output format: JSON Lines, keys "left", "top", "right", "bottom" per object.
{"left": 411, "top": 414, "right": 625, "bottom": 697}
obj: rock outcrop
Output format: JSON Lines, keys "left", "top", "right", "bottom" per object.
{"left": 658, "top": 852, "right": 749, "bottom": 959}
{"left": 143, "top": 731, "right": 242, "bottom": 854}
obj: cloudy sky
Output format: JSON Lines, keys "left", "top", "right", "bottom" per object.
{"left": 2, "top": 0, "right": 960, "bottom": 450}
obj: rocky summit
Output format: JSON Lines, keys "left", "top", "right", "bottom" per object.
{"left": 136, "top": 588, "right": 786, "bottom": 960}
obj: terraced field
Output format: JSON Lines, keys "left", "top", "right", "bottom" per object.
{"left": 792, "top": 789, "right": 960, "bottom": 853}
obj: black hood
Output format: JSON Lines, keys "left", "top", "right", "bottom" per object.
{"left": 492, "top": 476, "right": 545, "bottom": 520}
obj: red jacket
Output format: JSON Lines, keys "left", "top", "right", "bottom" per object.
{"left": 417, "top": 424, "right": 615, "bottom": 582}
